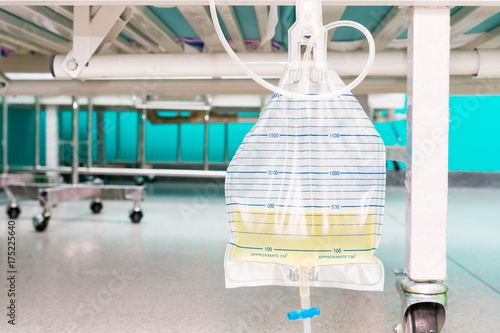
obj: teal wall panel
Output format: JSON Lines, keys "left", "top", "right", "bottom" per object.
{"left": 180, "top": 123, "right": 205, "bottom": 162}
{"left": 7, "top": 107, "right": 36, "bottom": 167}
{"left": 207, "top": 123, "right": 225, "bottom": 162}
{"left": 449, "top": 96, "right": 500, "bottom": 171}
{"left": 145, "top": 122, "right": 178, "bottom": 162}
{"left": 118, "top": 111, "right": 138, "bottom": 162}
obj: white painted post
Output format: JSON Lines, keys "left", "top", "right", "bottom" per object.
{"left": 405, "top": 7, "right": 450, "bottom": 282}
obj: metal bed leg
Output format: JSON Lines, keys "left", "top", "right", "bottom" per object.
{"left": 71, "top": 96, "right": 79, "bottom": 184}
{"left": 203, "top": 110, "right": 210, "bottom": 171}
{"left": 97, "top": 108, "right": 106, "bottom": 167}
{"left": 138, "top": 109, "right": 147, "bottom": 169}
{"left": 116, "top": 110, "right": 121, "bottom": 163}
{"left": 394, "top": 7, "right": 450, "bottom": 333}
{"left": 34, "top": 96, "right": 40, "bottom": 169}
{"left": 45, "top": 105, "right": 59, "bottom": 175}
{"left": 2, "top": 96, "right": 8, "bottom": 174}
{"left": 177, "top": 113, "right": 182, "bottom": 163}
{"left": 87, "top": 97, "right": 93, "bottom": 169}
{"left": 224, "top": 121, "right": 228, "bottom": 164}
{"left": 134, "top": 109, "right": 148, "bottom": 185}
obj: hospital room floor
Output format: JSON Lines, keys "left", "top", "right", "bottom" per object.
{"left": 1, "top": 182, "right": 499, "bottom": 332}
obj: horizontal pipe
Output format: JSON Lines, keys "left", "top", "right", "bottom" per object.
{"left": 51, "top": 51, "right": 486, "bottom": 79}
{"left": 0, "top": 55, "right": 52, "bottom": 73}
{"left": 4, "top": 1, "right": 500, "bottom": 6}
{"left": 12, "top": 166, "right": 228, "bottom": 178}
{"left": 82, "top": 167, "right": 228, "bottom": 178}
{"left": 12, "top": 143, "right": 408, "bottom": 178}
{"left": 147, "top": 110, "right": 251, "bottom": 124}
{"left": 4, "top": 76, "right": 500, "bottom": 96}
{"left": 0, "top": 51, "right": 480, "bottom": 76}
{"left": 475, "top": 49, "right": 500, "bottom": 79}
{"left": 4, "top": 79, "right": 279, "bottom": 96}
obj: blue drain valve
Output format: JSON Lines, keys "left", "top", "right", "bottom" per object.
{"left": 287, "top": 307, "right": 320, "bottom": 320}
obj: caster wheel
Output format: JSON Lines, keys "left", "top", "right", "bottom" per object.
{"left": 90, "top": 201, "right": 103, "bottom": 214}
{"left": 134, "top": 176, "right": 145, "bottom": 186}
{"left": 408, "top": 303, "right": 438, "bottom": 333}
{"left": 32, "top": 213, "right": 50, "bottom": 232}
{"left": 146, "top": 175, "right": 156, "bottom": 183}
{"left": 129, "top": 210, "right": 143, "bottom": 223}
{"left": 6, "top": 205, "right": 21, "bottom": 219}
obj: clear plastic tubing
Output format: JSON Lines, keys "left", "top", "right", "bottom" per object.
{"left": 208, "top": 0, "right": 375, "bottom": 100}
{"left": 300, "top": 267, "right": 312, "bottom": 333}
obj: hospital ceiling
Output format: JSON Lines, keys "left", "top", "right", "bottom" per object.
{"left": 1, "top": 5, "right": 500, "bottom": 55}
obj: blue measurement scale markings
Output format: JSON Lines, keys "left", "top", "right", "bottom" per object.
{"left": 225, "top": 96, "right": 386, "bottom": 254}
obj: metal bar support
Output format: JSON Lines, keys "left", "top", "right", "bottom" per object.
{"left": 116, "top": 111, "right": 120, "bottom": 162}
{"left": 177, "top": 113, "right": 182, "bottom": 163}
{"left": 71, "top": 96, "right": 79, "bottom": 184}
{"left": 2, "top": 96, "right": 8, "bottom": 173}
{"left": 9, "top": 165, "right": 227, "bottom": 178}
{"left": 97, "top": 108, "right": 106, "bottom": 167}
{"left": 138, "top": 109, "right": 147, "bottom": 168}
{"left": 224, "top": 122, "right": 229, "bottom": 164}
{"left": 45, "top": 105, "right": 59, "bottom": 174}
{"left": 34, "top": 96, "right": 40, "bottom": 168}
{"left": 87, "top": 97, "right": 93, "bottom": 168}
{"left": 203, "top": 110, "right": 210, "bottom": 171}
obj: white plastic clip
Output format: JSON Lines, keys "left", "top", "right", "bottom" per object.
{"left": 289, "top": 0, "right": 327, "bottom": 66}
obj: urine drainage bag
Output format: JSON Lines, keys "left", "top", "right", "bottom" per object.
{"left": 224, "top": 63, "right": 386, "bottom": 291}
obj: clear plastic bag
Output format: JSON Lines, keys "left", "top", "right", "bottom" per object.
{"left": 224, "top": 62, "right": 386, "bottom": 291}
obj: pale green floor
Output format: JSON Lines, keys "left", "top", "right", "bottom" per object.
{"left": 0, "top": 182, "right": 499, "bottom": 332}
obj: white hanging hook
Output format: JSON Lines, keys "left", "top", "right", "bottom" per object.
{"left": 208, "top": 0, "right": 376, "bottom": 100}
{"left": 288, "top": 0, "right": 326, "bottom": 66}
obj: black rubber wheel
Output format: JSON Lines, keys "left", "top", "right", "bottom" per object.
{"left": 409, "top": 303, "right": 438, "bottom": 333}
{"left": 32, "top": 214, "right": 50, "bottom": 232}
{"left": 130, "top": 210, "right": 143, "bottom": 223}
{"left": 90, "top": 201, "right": 103, "bottom": 214}
{"left": 6, "top": 206, "right": 21, "bottom": 219}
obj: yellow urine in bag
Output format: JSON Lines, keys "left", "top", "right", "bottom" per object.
{"left": 230, "top": 210, "right": 379, "bottom": 268}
